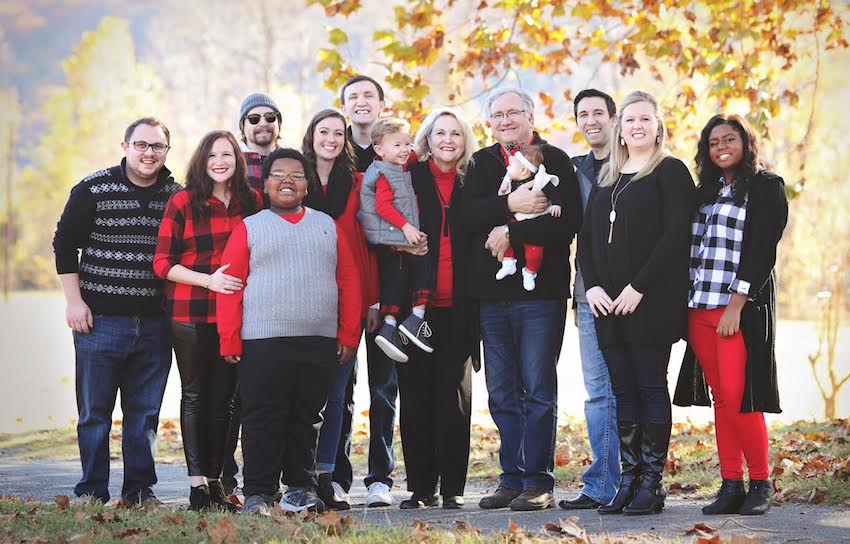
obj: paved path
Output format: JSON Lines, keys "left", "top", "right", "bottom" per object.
{"left": 1, "top": 460, "right": 848, "bottom": 542}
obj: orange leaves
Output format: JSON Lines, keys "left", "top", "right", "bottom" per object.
{"left": 543, "top": 517, "right": 590, "bottom": 542}
{"left": 54, "top": 495, "right": 70, "bottom": 511}
{"left": 307, "top": 0, "right": 362, "bottom": 17}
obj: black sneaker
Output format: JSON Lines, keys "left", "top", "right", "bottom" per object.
{"left": 189, "top": 484, "right": 211, "bottom": 511}
{"left": 280, "top": 487, "right": 326, "bottom": 513}
{"left": 317, "top": 473, "right": 350, "bottom": 511}
{"left": 375, "top": 322, "right": 409, "bottom": 363}
{"left": 398, "top": 314, "right": 434, "bottom": 353}
{"left": 242, "top": 494, "right": 272, "bottom": 517}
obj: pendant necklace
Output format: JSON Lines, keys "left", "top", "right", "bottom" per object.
{"left": 608, "top": 173, "right": 633, "bottom": 244}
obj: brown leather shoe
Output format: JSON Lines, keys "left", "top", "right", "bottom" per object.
{"left": 509, "top": 488, "right": 554, "bottom": 511}
{"left": 479, "top": 486, "right": 521, "bottom": 509}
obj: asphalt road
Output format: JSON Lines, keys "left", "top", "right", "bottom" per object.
{"left": 1, "top": 460, "right": 848, "bottom": 542}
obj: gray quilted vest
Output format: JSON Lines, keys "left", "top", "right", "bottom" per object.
{"left": 358, "top": 161, "right": 419, "bottom": 246}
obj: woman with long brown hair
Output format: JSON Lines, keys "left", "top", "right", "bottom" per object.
{"left": 154, "top": 130, "right": 263, "bottom": 510}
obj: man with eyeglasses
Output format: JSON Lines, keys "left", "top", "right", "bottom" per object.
{"left": 238, "top": 92, "right": 282, "bottom": 192}
{"left": 464, "top": 87, "right": 582, "bottom": 511}
{"left": 53, "top": 117, "right": 181, "bottom": 506}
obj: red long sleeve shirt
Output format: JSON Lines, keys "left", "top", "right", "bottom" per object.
{"left": 153, "top": 189, "right": 263, "bottom": 323}
{"left": 216, "top": 208, "right": 361, "bottom": 357}
{"left": 430, "top": 159, "right": 456, "bottom": 308}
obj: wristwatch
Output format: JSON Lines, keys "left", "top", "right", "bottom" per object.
{"left": 503, "top": 225, "right": 510, "bottom": 239}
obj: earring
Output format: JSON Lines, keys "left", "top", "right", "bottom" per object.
{"left": 620, "top": 137, "right": 625, "bottom": 146}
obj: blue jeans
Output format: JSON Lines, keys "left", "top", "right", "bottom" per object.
{"left": 315, "top": 359, "right": 355, "bottom": 472}
{"left": 364, "top": 333, "right": 398, "bottom": 488}
{"left": 480, "top": 299, "right": 564, "bottom": 492}
{"left": 576, "top": 303, "right": 620, "bottom": 503}
{"left": 73, "top": 314, "right": 171, "bottom": 503}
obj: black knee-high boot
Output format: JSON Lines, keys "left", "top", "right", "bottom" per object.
{"left": 623, "top": 421, "right": 670, "bottom": 515}
{"left": 598, "top": 421, "right": 641, "bottom": 515}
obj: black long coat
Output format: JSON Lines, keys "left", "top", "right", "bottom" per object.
{"left": 409, "top": 160, "right": 481, "bottom": 368}
{"left": 673, "top": 170, "right": 789, "bottom": 413}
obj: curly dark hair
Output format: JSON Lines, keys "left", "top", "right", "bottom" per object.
{"left": 185, "top": 130, "right": 256, "bottom": 218}
{"left": 694, "top": 114, "right": 760, "bottom": 207}
{"left": 301, "top": 108, "right": 356, "bottom": 195}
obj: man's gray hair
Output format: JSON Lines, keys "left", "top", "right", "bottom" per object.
{"left": 483, "top": 87, "right": 535, "bottom": 118}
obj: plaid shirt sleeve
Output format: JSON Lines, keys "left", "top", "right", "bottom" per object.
{"left": 153, "top": 192, "right": 185, "bottom": 280}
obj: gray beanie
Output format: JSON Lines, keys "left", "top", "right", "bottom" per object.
{"left": 239, "top": 93, "right": 281, "bottom": 127}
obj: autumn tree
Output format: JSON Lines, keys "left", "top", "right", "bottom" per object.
{"left": 309, "top": 0, "right": 848, "bottom": 152}
{"left": 10, "top": 16, "right": 164, "bottom": 288}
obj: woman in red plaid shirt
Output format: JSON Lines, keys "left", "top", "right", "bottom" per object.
{"left": 154, "top": 130, "right": 263, "bottom": 511}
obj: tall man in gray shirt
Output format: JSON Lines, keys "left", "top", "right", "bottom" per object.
{"left": 559, "top": 89, "right": 621, "bottom": 510}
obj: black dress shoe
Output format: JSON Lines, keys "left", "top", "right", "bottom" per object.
{"left": 442, "top": 496, "right": 464, "bottom": 509}
{"left": 558, "top": 493, "right": 603, "bottom": 510}
{"left": 400, "top": 493, "right": 439, "bottom": 509}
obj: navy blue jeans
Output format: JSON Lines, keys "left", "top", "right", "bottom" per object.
{"left": 315, "top": 359, "right": 355, "bottom": 472}
{"left": 73, "top": 314, "right": 171, "bottom": 503}
{"left": 480, "top": 299, "right": 565, "bottom": 492}
{"left": 332, "top": 330, "right": 398, "bottom": 491}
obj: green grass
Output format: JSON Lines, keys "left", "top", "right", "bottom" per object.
{"left": 3, "top": 417, "right": 849, "bottom": 507}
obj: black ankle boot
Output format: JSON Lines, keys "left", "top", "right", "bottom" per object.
{"left": 702, "top": 479, "right": 745, "bottom": 515}
{"left": 208, "top": 480, "right": 239, "bottom": 513}
{"left": 623, "top": 421, "right": 671, "bottom": 516}
{"left": 738, "top": 479, "right": 772, "bottom": 515}
{"left": 189, "top": 484, "right": 211, "bottom": 511}
{"left": 599, "top": 421, "right": 641, "bottom": 515}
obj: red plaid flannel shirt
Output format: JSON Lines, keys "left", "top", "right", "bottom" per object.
{"left": 154, "top": 188, "right": 263, "bottom": 323}
{"left": 244, "top": 150, "right": 264, "bottom": 192}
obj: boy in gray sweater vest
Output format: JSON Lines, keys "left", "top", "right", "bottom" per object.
{"left": 358, "top": 118, "right": 435, "bottom": 363}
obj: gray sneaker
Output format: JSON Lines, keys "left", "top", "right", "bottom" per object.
{"left": 398, "top": 314, "right": 434, "bottom": 353}
{"left": 375, "top": 322, "right": 409, "bottom": 363}
{"left": 242, "top": 494, "right": 272, "bottom": 517}
{"left": 280, "top": 487, "right": 325, "bottom": 513}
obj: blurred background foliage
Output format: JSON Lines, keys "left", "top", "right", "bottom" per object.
{"left": 0, "top": 0, "right": 848, "bottom": 325}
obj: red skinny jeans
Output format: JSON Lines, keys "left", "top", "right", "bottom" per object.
{"left": 687, "top": 307, "right": 769, "bottom": 480}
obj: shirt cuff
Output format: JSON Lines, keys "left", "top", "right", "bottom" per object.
{"left": 729, "top": 278, "right": 751, "bottom": 296}
{"left": 219, "top": 333, "right": 242, "bottom": 357}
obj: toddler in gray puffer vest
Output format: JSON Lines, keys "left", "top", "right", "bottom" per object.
{"left": 358, "top": 118, "right": 436, "bottom": 364}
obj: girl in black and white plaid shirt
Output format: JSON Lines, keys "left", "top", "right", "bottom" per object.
{"left": 677, "top": 114, "right": 788, "bottom": 518}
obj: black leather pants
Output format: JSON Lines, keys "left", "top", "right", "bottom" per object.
{"left": 171, "top": 321, "right": 237, "bottom": 478}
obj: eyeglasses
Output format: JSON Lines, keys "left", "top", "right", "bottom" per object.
{"left": 489, "top": 109, "right": 527, "bottom": 123}
{"left": 246, "top": 112, "right": 279, "bottom": 125}
{"left": 129, "top": 141, "right": 169, "bottom": 154}
{"left": 267, "top": 171, "right": 306, "bottom": 182}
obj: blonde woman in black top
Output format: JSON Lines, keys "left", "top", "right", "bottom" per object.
{"left": 578, "top": 90, "right": 695, "bottom": 515}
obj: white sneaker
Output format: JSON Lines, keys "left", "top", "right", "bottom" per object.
{"left": 495, "top": 258, "right": 517, "bottom": 280}
{"left": 331, "top": 481, "right": 348, "bottom": 503}
{"left": 365, "top": 482, "right": 393, "bottom": 507}
{"left": 522, "top": 267, "right": 537, "bottom": 291}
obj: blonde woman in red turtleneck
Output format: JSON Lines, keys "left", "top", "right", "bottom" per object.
{"left": 392, "top": 107, "right": 481, "bottom": 510}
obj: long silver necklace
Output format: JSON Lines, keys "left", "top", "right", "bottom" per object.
{"left": 608, "top": 173, "right": 633, "bottom": 244}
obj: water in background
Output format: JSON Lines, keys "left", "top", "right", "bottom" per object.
{"left": 1, "top": 292, "right": 848, "bottom": 433}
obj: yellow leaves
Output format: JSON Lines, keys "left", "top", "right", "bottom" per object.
{"left": 327, "top": 27, "right": 348, "bottom": 46}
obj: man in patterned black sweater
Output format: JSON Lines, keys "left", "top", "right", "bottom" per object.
{"left": 53, "top": 117, "right": 181, "bottom": 505}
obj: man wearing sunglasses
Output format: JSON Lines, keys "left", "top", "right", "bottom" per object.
{"left": 238, "top": 92, "right": 282, "bottom": 192}
{"left": 53, "top": 117, "right": 181, "bottom": 506}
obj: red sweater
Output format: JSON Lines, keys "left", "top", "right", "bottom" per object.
{"left": 216, "top": 208, "right": 361, "bottom": 356}
{"left": 323, "top": 174, "right": 380, "bottom": 316}
{"left": 431, "top": 160, "right": 455, "bottom": 308}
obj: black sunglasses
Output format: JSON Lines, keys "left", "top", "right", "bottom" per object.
{"left": 246, "top": 112, "right": 279, "bottom": 125}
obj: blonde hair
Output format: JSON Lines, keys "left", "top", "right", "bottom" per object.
{"left": 370, "top": 117, "right": 410, "bottom": 146}
{"left": 599, "top": 90, "right": 670, "bottom": 187}
{"left": 413, "top": 106, "right": 477, "bottom": 176}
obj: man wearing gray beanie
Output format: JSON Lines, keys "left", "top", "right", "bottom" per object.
{"left": 221, "top": 94, "right": 281, "bottom": 496}
{"left": 237, "top": 92, "right": 281, "bottom": 193}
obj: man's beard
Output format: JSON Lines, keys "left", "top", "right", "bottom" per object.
{"left": 251, "top": 130, "right": 275, "bottom": 146}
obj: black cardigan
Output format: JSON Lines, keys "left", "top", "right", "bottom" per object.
{"left": 463, "top": 134, "right": 582, "bottom": 300}
{"left": 410, "top": 160, "right": 481, "bottom": 367}
{"left": 577, "top": 156, "right": 696, "bottom": 348}
{"left": 674, "top": 170, "right": 789, "bottom": 413}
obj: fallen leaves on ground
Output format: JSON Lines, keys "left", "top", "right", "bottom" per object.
{"left": 207, "top": 515, "right": 238, "bottom": 544}
{"left": 543, "top": 517, "right": 589, "bottom": 542}
{"left": 53, "top": 495, "right": 69, "bottom": 511}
